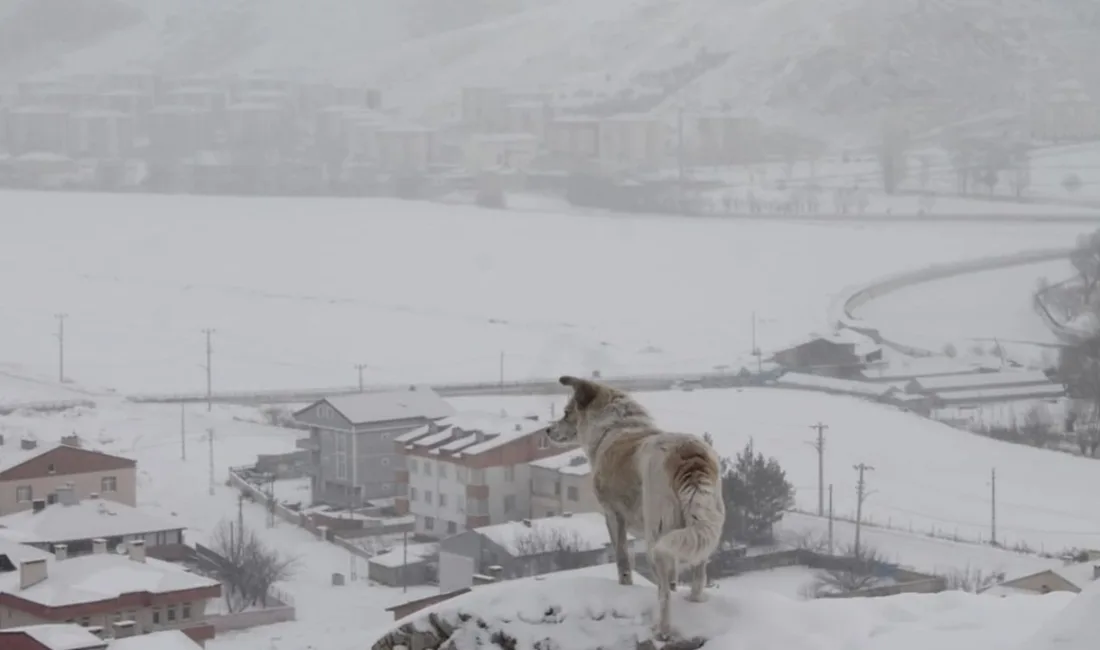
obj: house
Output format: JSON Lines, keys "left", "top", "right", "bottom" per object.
{"left": 982, "top": 562, "right": 1100, "bottom": 596}
{"left": 859, "top": 357, "right": 999, "bottom": 383}
{"left": 394, "top": 412, "right": 557, "bottom": 537}
{"left": 437, "top": 512, "right": 642, "bottom": 579}
{"left": 366, "top": 542, "right": 438, "bottom": 587}
{"left": 461, "top": 87, "right": 508, "bottom": 132}
{"left": 770, "top": 332, "right": 883, "bottom": 378}
{"left": 598, "top": 114, "right": 667, "bottom": 171}
{"left": 68, "top": 110, "right": 135, "bottom": 159}
{"left": 0, "top": 488, "right": 184, "bottom": 559}
{"left": 529, "top": 448, "right": 600, "bottom": 518}
{"left": 904, "top": 369, "right": 1057, "bottom": 396}
{"left": 4, "top": 107, "right": 70, "bottom": 156}
{"left": 772, "top": 372, "right": 900, "bottom": 401}
{"left": 1031, "top": 80, "right": 1100, "bottom": 142}
{"left": 0, "top": 623, "right": 107, "bottom": 650}
{"left": 294, "top": 387, "right": 454, "bottom": 507}
{"left": 463, "top": 133, "right": 539, "bottom": 173}
{"left": 690, "top": 113, "right": 762, "bottom": 165}
{"left": 0, "top": 540, "right": 220, "bottom": 643}
{"left": 545, "top": 117, "right": 600, "bottom": 163}
{"left": 0, "top": 443, "right": 136, "bottom": 516}
{"left": 375, "top": 127, "right": 436, "bottom": 173}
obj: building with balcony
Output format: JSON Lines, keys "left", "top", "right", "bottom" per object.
{"left": 529, "top": 448, "right": 600, "bottom": 519}
{"left": 293, "top": 387, "right": 454, "bottom": 507}
{"left": 394, "top": 412, "right": 556, "bottom": 537}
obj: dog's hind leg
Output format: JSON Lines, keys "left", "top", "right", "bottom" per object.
{"left": 687, "top": 562, "right": 708, "bottom": 603}
{"left": 606, "top": 512, "right": 633, "bottom": 586}
{"left": 651, "top": 551, "right": 675, "bottom": 641}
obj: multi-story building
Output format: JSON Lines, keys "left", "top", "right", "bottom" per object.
{"left": 394, "top": 412, "right": 558, "bottom": 537}
{"left": 0, "top": 539, "right": 220, "bottom": 643}
{"left": 0, "top": 443, "right": 136, "bottom": 516}
{"left": 293, "top": 387, "right": 454, "bottom": 507}
{"left": 529, "top": 448, "right": 600, "bottom": 519}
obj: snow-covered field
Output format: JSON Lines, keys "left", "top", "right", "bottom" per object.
{"left": 854, "top": 259, "right": 1070, "bottom": 360}
{"left": 453, "top": 388, "right": 1100, "bottom": 553}
{"left": 0, "top": 190, "right": 1092, "bottom": 395}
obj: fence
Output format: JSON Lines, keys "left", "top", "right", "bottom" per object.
{"left": 191, "top": 542, "right": 297, "bottom": 632}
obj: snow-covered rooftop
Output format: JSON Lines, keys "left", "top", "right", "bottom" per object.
{"left": 397, "top": 411, "right": 547, "bottom": 457}
{"left": 910, "top": 369, "right": 1055, "bottom": 393}
{"left": 369, "top": 542, "right": 438, "bottom": 568}
{"left": 319, "top": 387, "right": 454, "bottom": 425}
{"left": 1021, "top": 578, "right": 1100, "bottom": 650}
{"left": 0, "top": 498, "right": 182, "bottom": 544}
{"left": 0, "top": 442, "right": 135, "bottom": 477}
{"left": 0, "top": 553, "right": 219, "bottom": 608}
{"left": 529, "top": 447, "right": 590, "bottom": 476}
{"left": 0, "top": 537, "right": 54, "bottom": 565}
{"left": 774, "top": 372, "right": 897, "bottom": 398}
{"left": 475, "top": 512, "right": 626, "bottom": 556}
{"left": 109, "top": 629, "right": 202, "bottom": 650}
{"left": 0, "top": 623, "right": 105, "bottom": 650}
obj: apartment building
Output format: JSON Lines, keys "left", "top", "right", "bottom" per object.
{"left": 0, "top": 443, "right": 136, "bottom": 516}
{"left": 394, "top": 412, "right": 559, "bottom": 537}
{"left": 0, "top": 539, "right": 220, "bottom": 643}
{"left": 529, "top": 448, "right": 600, "bottom": 518}
{"left": 294, "top": 387, "right": 455, "bottom": 506}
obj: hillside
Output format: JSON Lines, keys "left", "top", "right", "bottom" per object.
{"left": 3, "top": 0, "right": 1100, "bottom": 135}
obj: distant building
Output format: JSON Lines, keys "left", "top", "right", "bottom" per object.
{"left": 293, "top": 387, "right": 454, "bottom": 506}
{"left": 529, "top": 448, "right": 600, "bottom": 518}
{"left": 770, "top": 332, "right": 883, "bottom": 378}
{"left": 0, "top": 443, "right": 136, "bottom": 516}
{"left": 982, "top": 562, "right": 1100, "bottom": 596}
{"left": 0, "top": 623, "right": 107, "bottom": 650}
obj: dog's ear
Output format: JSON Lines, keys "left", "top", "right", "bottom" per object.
{"left": 559, "top": 375, "right": 601, "bottom": 409}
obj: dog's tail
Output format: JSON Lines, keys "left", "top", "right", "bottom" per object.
{"left": 653, "top": 437, "right": 724, "bottom": 566}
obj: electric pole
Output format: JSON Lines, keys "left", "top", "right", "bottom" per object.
{"left": 207, "top": 427, "right": 215, "bottom": 496}
{"left": 990, "top": 467, "right": 998, "bottom": 546}
{"left": 54, "top": 313, "right": 68, "bottom": 383}
{"left": 676, "top": 106, "right": 686, "bottom": 214}
{"left": 827, "top": 483, "right": 834, "bottom": 554}
{"left": 853, "top": 463, "right": 875, "bottom": 559}
{"left": 355, "top": 363, "right": 368, "bottom": 391}
{"left": 237, "top": 492, "right": 245, "bottom": 533}
{"left": 751, "top": 311, "right": 761, "bottom": 372}
{"left": 807, "top": 423, "right": 828, "bottom": 516}
{"left": 180, "top": 404, "right": 186, "bottom": 461}
{"left": 498, "top": 351, "right": 505, "bottom": 393}
{"left": 201, "top": 329, "right": 215, "bottom": 412}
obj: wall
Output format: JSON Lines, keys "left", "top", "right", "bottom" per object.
{"left": 408, "top": 456, "right": 467, "bottom": 537}
{"left": 0, "top": 467, "right": 137, "bottom": 515}
{"left": 205, "top": 605, "right": 296, "bottom": 632}
{"left": 529, "top": 467, "right": 601, "bottom": 519}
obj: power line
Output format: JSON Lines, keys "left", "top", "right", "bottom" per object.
{"left": 54, "top": 313, "right": 68, "bottom": 383}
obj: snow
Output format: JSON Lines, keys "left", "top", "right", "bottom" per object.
{"left": 0, "top": 537, "right": 54, "bottom": 564}
{"left": 369, "top": 542, "right": 437, "bottom": 569}
{"left": 0, "top": 191, "right": 1092, "bottom": 395}
{"left": 1022, "top": 579, "right": 1100, "bottom": 650}
{"left": 774, "top": 372, "right": 897, "bottom": 398}
{"left": 1, "top": 624, "right": 105, "bottom": 650}
{"left": 317, "top": 387, "right": 454, "bottom": 424}
{"left": 451, "top": 388, "right": 1100, "bottom": 553}
{"left": 0, "top": 498, "right": 181, "bottom": 544}
{"left": 374, "top": 568, "right": 1075, "bottom": 650}
{"left": 529, "top": 447, "right": 590, "bottom": 475}
{"left": 109, "top": 629, "right": 201, "bottom": 650}
{"left": 476, "top": 512, "right": 626, "bottom": 555}
{"left": 910, "top": 370, "right": 1056, "bottom": 393}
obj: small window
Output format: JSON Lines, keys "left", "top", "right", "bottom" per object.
{"left": 47, "top": 464, "right": 56, "bottom": 475}
{"left": 409, "top": 459, "right": 418, "bottom": 473}
{"left": 80, "top": 616, "right": 90, "bottom": 627}
{"left": 424, "top": 462, "right": 433, "bottom": 476}
{"left": 101, "top": 476, "right": 118, "bottom": 492}
{"left": 152, "top": 609, "right": 161, "bottom": 625}
{"left": 504, "top": 494, "right": 516, "bottom": 512}
{"left": 439, "top": 493, "right": 447, "bottom": 507}
{"left": 567, "top": 486, "right": 579, "bottom": 501}
{"left": 425, "top": 516, "right": 435, "bottom": 531}
{"left": 504, "top": 466, "right": 515, "bottom": 482}
{"left": 410, "top": 487, "right": 418, "bottom": 500}
{"left": 182, "top": 603, "right": 192, "bottom": 619}
{"left": 424, "top": 490, "right": 432, "bottom": 504}
{"left": 553, "top": 481, "right": 561, "bottom": 496}
{"left": 447, "top": 521, "right": 457, "bottom": 534}
{"left": 538, "top": 435, "right": 550, "bottom": 450}
{"left": 438, "top": 463, "right": 448, "bottom": 478}
{"left": 167, "top": 606, "right": 177, "bottom": 622}
{"left": 16, "top": 486, "right": 32, "bottom": 502}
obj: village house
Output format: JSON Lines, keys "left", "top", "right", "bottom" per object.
{"left": 462, "top": 133, "right": 540, "bottom": 173}
{"left": 769, "top": 332, "right": 883, "bottom": 378}
{"left": 0, "top": 487, "right": 184, "bottom": 559}
{"left": 0, "top": 443, "right": 136, "bottom": 516}
{"left": 375, "top": 126, "right": 436, "bottom": 173}
{"left": 394, "top": 412, "right": 557, "bottom": 537}
{"left": 545, "top": 116, "right": 601, "bottom": 164}
{"left": 0, "top": 623, "right": 107, "bottom": 650}
{"left": 437, "top": 513, "right": 643, "bottom": 580}
{"left": 690, "top": 112, "right": 762, "bottom": 165}
{"left": 982, "top": 562, "right": 1100, "bottom": 596}
{"left": 598, "top": 114, "right": 667, "bottom": 171}
{"left": 366, "top": 542, "right": 439, "bottom": 587}
{"left": 529, "top": 448, "right": 600, "bottom": 519}
{"left": 109, "top": 629, "right": 203, "bottom": 649}
{"left": 0, "top": 539, "right": 220, "bottom": 643}
{"left": 461, "top": 87, "right": 508, "bottom": 132}
{"left": 1030, "top": 79, "right": 1100, "bottom": 142}
{"left": 904, "top": 369, "right": 1062, "bottom": 406}
{"left": 294, "top": 387, "right": 454, "bottom": 507}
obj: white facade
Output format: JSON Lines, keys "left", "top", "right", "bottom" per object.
{"left": 407, "top": 457, "right": 533, "bottom": 538}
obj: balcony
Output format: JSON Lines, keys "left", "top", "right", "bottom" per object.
{"left": 466, "top": 498, "right": 489, "bottom": 516}
{"left": 465, "top": 484, "right": 489, "bottom": 499}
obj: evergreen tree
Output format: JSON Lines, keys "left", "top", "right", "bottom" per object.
{"left": 723, "top": 439, "right": 794, "bottom": 544}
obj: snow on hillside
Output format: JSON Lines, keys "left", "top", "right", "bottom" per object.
{"left": 0, "top": 190, "right": 1090, "bottom": 394}
{"left": 452, "top": 388, "right": 1100, "bottom": 553}
{"left": 370, "top": 567, "right": 1073, "bottom": 650}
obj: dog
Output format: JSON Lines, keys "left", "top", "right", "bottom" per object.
{"left": 546, "top": 375, "right": 725, "bottom": 640}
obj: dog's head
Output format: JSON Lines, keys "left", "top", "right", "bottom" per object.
{"left": 547, "top": 375, "right": 625, "bottom": 447}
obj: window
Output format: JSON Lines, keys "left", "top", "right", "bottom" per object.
{"left": 80, "top": 616, "right": 90, "bottom": 627}
{"left": 439, "top": 493, "right": 447, "bottom": 507}
{"left": 567, "top": 486, "right": 579, "bottom": 501}
{"left": 101, "top": 476, "right": 118, "bottom": 492}
{"left": 424, "top": 462, "right": 433, "bottom": 476}
{"left": 458, "top": 495, "right": 466, "bottom": 512}
{"left": 424, "top": 490, "right": 432, "bottom": 503}
{"left": 538, "top": 435, "right": 550, "bottom": 450}
{"left": 152, "top": 609, "right": 161, "bottom": 625}
{"left": 554, "top": 481, "right": 561, "bottom": 496}
{"left": 317, "top": 403, "right": 334, "bottom": 419}
{"left": 47, "top": 463, "right": 56, "bottom": 475}
{"left": 409, "top": 459, "right": 418, "bottom": 473}
{"left": 410, "top": 487, "right": 418, "bottom": 500}
{"left": 504, "top": 466, "right": 515, "bottom": 482}
{"left": 456, "top": 466, "right": 469, "bottom": 483}
{"left": 182, "top": 603, "right": 192, "bottom": 619}
{"left": 447, "top": 521, "right": 457, "bottom": 534}
{"left": 425, "top": 516, "right": 435, "bottom": 531}
{"left": 438, "top": 463, "right": 448, "bottom": 478}
{"left": 503, "top": 494, "right": 516, "bottom": 512}
{"left": 167, "top": 606, "right": 177, "bottom": 622}
{"left": 15, "top": 486, "right": 31, "bottom": 502}
{"left": 381, "top": 456, "right": 391, "bottom": 467}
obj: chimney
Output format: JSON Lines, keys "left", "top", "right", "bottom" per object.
{"left": 521, "top": 519, "right": 532, "bottom": 528}
{"left": 88, "top": 493, "right": 99, "bottom": 500}
{"left": 112, "top": 621, "right": 135, "bottom": 638}
{"left": 53, "top": 543, "right": 67, "bottom": 561}
{"left": 127, "top": 539, "right": 146, "bottom": 563}
{"left": 19, "top": 559, "right": 48, "bottom": 590}
{"left": 31, "top": 499, "right": 46, "bottom": 513}
{"left": 93, "top": 538, "right": 107, "bottom": 555}
{"left": 514, "top": 423, "right": 522, "bottom": 432}
{"left": 20, "top": 437, "right": 37, "bottom": 450}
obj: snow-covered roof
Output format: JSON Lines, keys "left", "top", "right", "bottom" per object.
{"left": 476, "top": 512, "right": 625, "bottom": 556}
{"left": 529, "top": 448, "right": 590, "bottom": 476}
{"left": 0, "top": 498, "right": 182, "bottom": 544}
{"left": 397, "top": 411, "right": 547, "bottom": 457}
{"left": 0, "top": 623, "right": 105, "bottom": 650}
{"left": 775, "top": 372, "right": 896, "bottom": 398}
{"left": 861, "top": 357, "right": 998, "bottom": 382}
{"left": 1019, "top": 577, "right": 1100, "bottom": 650}
{"left": 0, "top": 443, "right": 134, "bottom": 476}
{"left": 1000, "top": 562, "right": 1100, "bottom": 593}
{"left": 0, "top": 537, "right": 54, "bottom": 564}
{"left": 0, "top": 553, "right": 218, "bottom": 607}
{"left": 935, "top": 384, "right": 1066, "bottom": 404}
{"left": 910, "top": 370, "right": 1054, "bottom": 393}
{"left": 319, "top": 387, "right": 454, "bottom": 425}
{"left": 369, "top": 542, "right": 438, "bottom": 568}
{"left": 109, "top": 629, "right": 201, "bottom": 650}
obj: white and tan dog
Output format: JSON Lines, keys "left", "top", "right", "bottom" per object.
{"left": 547, "top": 375, "right": 725, "bottom": 639}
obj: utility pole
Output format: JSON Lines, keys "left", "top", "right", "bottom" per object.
{"left": 990, "top": 467, "right": 998, "bottom": 546}
{"left": 751, "top": 311, "right": 761, "bottom": 372}
{"left": 237, "top": 492, "right": 245, "bottom": 533}
{"left": 676, "top": 107, "right": 686, "bottom": 214}
{"left": 54, "top": 313, "right": 68, "bottom": 383}
{"left": 355, "top": 363, "right": 368, "bottom": 391}
{"left": 401, "top": 529, "right": 409, "bottom": 593}
{"left": 498, "top": 351, "right": 505, "bottom": 393}
{"left": 201, "top": 329, "right": 216, "bottom": 412}
{"left": 806, "top": 423, "right": 828, "bottom": 516}
{"left": 827, "top": 484, "right": 834, "bottom": 554}
{"left": 180, "top": 404, "right": 186, "bottom": 461}
{"left": 853, "top": 463, "right": 875, "bottom": 558}
{"left": 207, "top": 427, "right": 215, "bottom": 496}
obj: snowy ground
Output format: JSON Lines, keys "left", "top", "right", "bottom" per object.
{"left": 452, "top": 388, "right": 1100, "bottom": 554}
{"left": 854, "top": 259, "right": 1070, "bottom": 363}
{"left": 0, "top": 190, "right": 1092, "bottom": 395}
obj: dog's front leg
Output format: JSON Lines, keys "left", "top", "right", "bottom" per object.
{"left": 606, "top": 512, "right": 632, "bottom": 586}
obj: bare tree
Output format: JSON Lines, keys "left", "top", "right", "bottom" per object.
{"left": 1070, "top": 231, "right": 1100, "bottom": 305}
{"left": 209, "top": 519, "right": 297, "bottom": 612}
{"left": 810, "top": 544, "right": 887, "bottom": 597}
{"left": 943, "top": 566, "right": 1002, "bottom": 593}
{"left": 512, "top": 526, "right": 590, "bottom": 573}
{"left": 1020, "top": 403, "right": 1053, "bottom": 448}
